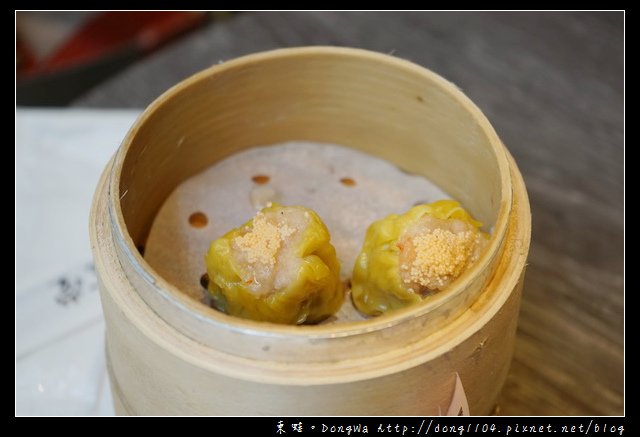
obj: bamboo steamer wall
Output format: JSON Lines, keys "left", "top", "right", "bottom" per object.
{"left": 89, "top": 47, "right": 531, "bottom": 415}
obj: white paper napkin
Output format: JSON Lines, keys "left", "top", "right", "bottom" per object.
{"left": 15, "top": 108, "right": 140, "bottom": 416}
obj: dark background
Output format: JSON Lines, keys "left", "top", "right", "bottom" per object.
{"left": 18, "top": 11, "right": 624, "bottom": 415}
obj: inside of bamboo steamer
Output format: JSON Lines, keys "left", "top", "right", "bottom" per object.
{"left": 110, "top": 47, "right": 512, "bottom": 344}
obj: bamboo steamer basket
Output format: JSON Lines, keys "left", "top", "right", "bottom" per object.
{"left": 90, "top": 47, "right": 531, "bottom": 415}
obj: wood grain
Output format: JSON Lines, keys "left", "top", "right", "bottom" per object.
{"left": 76, "top": 12, "right": 624, "bottom": 416}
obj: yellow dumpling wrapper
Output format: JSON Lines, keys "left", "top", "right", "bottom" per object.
{"left": 351, "top": 200, "right": 487, "bottom": 316}
{"left": 205, "top": 204, "right": 343, "bottom": 325}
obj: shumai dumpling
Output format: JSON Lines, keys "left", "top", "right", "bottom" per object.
{"left": 205, "top": 204, "right": 343, "bottom": 324}
{"left": 351, "top": 200, "right": 488, "bottom": 316}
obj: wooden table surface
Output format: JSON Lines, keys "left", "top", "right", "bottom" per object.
{"left": 74, "top": 11, "right": 624, "bottom": 416}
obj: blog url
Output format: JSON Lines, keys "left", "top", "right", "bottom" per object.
{"left": 369, "top": 420, "right": 625, "bottom": 435}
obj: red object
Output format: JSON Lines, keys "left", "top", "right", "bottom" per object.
{"left": 16, "top": 34, "right": 37, "bottom": 72}
{"left": 19, "top": 12, "right": 205, "bottom": 77}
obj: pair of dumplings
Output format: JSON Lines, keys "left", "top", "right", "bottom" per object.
{"left": 204, "top": 200, "right": 488, "bottom": 325}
